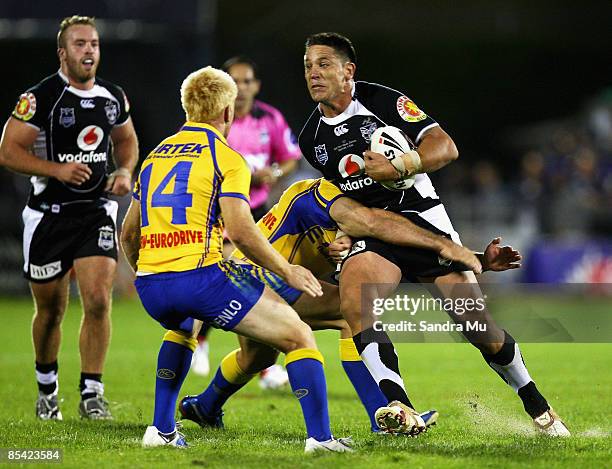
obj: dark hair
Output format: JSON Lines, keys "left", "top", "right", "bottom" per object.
{"left": 221, "top": 56, "right": 258, "bottom": 79}
{"left": 305, "top": 32, "right": 356, "bottom": 64}
{"left": 57, "top": 15, "right": 96, "bottom": 48}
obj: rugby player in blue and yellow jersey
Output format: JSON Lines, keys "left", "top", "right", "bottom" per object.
{"left": 120, "top": 66, "right": 353, "bottom": 452}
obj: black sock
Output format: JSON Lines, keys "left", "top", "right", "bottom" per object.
{"left": 353, "top": 327, "right": 414, "bottom": 408}
{"left": 482, "top": 330, "right": 549, "bottom": 418}
{"left": 518, "top": 382, "right": 550, "bottom": 418}
{"left": 35, "top": 361, "right": 58, "bottom": 395}
{"left": 80, "top": 373, "right": 103, "bottom": 400}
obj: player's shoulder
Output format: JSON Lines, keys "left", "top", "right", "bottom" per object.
{"left": 215, "top": 135, "right": 249, "bottom": 165}
{"left": 284, "top": 178, "right": 320, "bottom": 195}
{"left": 94, "top": 76, "right": 128, "bottom": 102}
{"left": 281, "top": 178, "right": 341, "bottom": 206}
{"left": 12, "top": 73, "right": 65, "bottom": 124}
{"left": 24, "top": 72, "right": 66, "bottom": 98}
{"left": 355, "top": 80, "right": 403, "bottom": 103}
{"left": 314, "top": 178, "right": 343, "bottom": 201}
{"left": 298, "top": 106, "right": 321, "bottom": 142}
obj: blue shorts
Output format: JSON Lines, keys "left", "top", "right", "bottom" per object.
{"left": 134, "top": 261, "right": 265, "bottom": 333}
{"left": 240, "top": 264, "right": 302, "bottom": 305}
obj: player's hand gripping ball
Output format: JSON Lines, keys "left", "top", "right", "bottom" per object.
{"left": 370, "top": 126, "right": 417, "bottom": 191}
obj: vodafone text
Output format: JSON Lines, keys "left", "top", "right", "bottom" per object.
{"left": 339, "top": 177, "right": 374, "bottom": 191}
{"left": 57, "top": 151, "right": 107, "bottom": 163}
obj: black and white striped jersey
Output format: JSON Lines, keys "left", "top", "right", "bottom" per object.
{"left": 299, "top": 80, "right": 442, "bottom": 212}
{"left": 11, "top": 70, "right": 130, "bottom": 212}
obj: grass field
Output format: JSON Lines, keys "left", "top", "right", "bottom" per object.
{"left": 0, "top": 296, "right": 610, "bottom": 468}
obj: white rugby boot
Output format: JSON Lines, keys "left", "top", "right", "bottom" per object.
{"left": 304, "top": 436, "right": 354, "bottom": 453}
{"left": 533, "top": 408, "right": 570, "bottom": 437}
{"left": 142, "top": 426, "right": 188, "bottom": 448}
{"left": 375, "top": 400, "right": 426, "bottom": 436}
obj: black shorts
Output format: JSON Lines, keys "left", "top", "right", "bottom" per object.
{"left": 343, "top": 204, "right": 469, "bottom": 281}
{"left": 22, "top": 201, "right": 118, "bottom": 283}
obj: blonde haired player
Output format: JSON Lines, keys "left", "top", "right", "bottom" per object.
{"left": 121, "top": 66, "right": 352, "bottom": 452}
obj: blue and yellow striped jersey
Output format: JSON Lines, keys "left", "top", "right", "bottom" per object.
{"left": 134, "top": 122, "right": 250, "bottom": 273}
{"left": 233, "top": 178, "right": 345, "bottom": 277}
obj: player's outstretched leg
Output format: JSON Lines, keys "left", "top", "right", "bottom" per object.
{"left": 339, "top": 252, "right": 425, "bottom": 435}
{"left": 428, "top": 271, "right": 570, "bottom": 436}
{"left": 142, "top": 329, "right": 196, "bottom": 448}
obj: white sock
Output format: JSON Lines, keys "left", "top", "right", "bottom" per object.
{"left": 488, "top": 343, "right": 532, "bottom": 392}
{"left": 82, "top": 379, "right": 104, "bottom": 397}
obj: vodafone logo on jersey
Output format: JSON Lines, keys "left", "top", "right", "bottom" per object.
{"left": 57, "top": 125, "right": 107, "bottom": 163}
{"left": 77, "top": 125, "right": 104, "bottom": 151}
{"left": 338, "top": 154, "right": 365, "bottom": 178}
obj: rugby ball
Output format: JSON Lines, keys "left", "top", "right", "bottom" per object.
{"left": 370, "top": 126, "right": 416, "bottom": 191}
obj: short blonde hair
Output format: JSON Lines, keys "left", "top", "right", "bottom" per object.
{"left": 180, "top": 66, "right": 237, "bottom": 123}
{"left": 57, "top": 16, "right": 96, "bottom": 48}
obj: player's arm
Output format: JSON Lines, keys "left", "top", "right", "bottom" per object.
{"left": 220, "top": 196, "right": 322, "bottom": 297}
{"left": 410, "top": 125, "right": 458, "bottom": 173}
{"left": 119, "top": 197, "right": 141, "bottom": 274}
{"left": 106, "top": 118, "right": 139, "bottom": 196}
{"left": 364, "top": 126, "right": 458, "bottom": 181}
{"left": 0, "top": 117, "right": 92, "bottom": 184}
{"left": 329, "top": 196, "right": 482, "bottom": 273}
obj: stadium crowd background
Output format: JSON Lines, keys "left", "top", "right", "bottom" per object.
{"left": 0, "top": 0, "right": 610, "bottom": 294}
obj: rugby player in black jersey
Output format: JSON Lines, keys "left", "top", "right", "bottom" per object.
{"left": 0, "top": 16, "right": 138, "bottom": 421}
{"left": 298, "top": 32, "right": 569, "bottom": 436}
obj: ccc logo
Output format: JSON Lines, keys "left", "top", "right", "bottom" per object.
{"left": 334, "top": 123, "right": 348, "bottom": 136}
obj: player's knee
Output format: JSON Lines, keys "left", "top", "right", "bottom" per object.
{"left": 281, "top": 320, "right": 316, "bottom": 353}
{"left": 339, "top": 297, "right": 361, "bottom": 333}
{"left": 34, "top": 306, "right": 65, "bottom": 327}
{"left": 83, "top": 290, "right": 111, "bottom": 320}
{"left": 474, "top": 341, "right": 503, "bottom": 355}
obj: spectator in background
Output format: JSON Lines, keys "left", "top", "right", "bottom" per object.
{"left": 191, "top": 57, "right": 301, "bottom": 388}
{"left": 470, "top": 161, "right": 511, "bottom": 227}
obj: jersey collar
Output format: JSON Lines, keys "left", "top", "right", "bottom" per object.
{"left": 57, "top": 68, "right": 97, "bottom": 88}
{"left": 58, "top": 69, "right": 69, "bottom": 84}
{"left": 181, "top": 121, "right": 228, "bottom": 143}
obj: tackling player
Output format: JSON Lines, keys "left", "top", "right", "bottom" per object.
{"left": 298, "top": 32, "right": 569, "bottom": 436}
{"left": 120, "top": 66, "right": 353, "bottom": 452}
{"left": 179, "top": 177, "right": 519, "bottom": 433}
